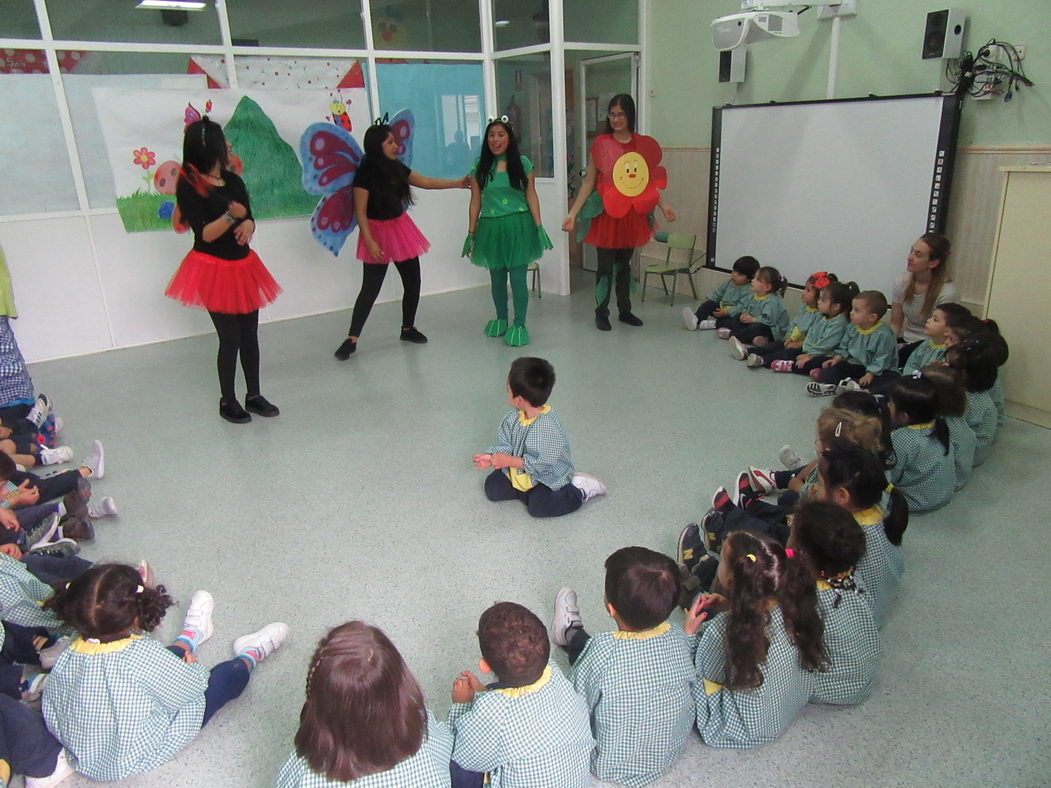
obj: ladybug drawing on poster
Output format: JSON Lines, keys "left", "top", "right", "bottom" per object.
{"left": 299, "top": 109, "right": 415, "bottom": 256}
{"left": 329, "top": 95, "right": 353, "bottom": 133}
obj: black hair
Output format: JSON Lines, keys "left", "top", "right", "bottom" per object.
{"left": 476, "top": 120, "right": 527, "bottom": 192}
{"left": 818, "top": 440, "right": 909, "bottom": 546}
{"left": 856, "top": 290, "right": 889, "bottom": 320}
{"left": 182, "top": 117, "right": 229, "bottom": 176}
{"left": 604, "top": 546, "right": 679, "bottom": 630}
{"left": 732, "top": 256, "right": 760, "bottom": 279}
{"left": 756, "top": 266, "right": 787, "bottom": 297}
{"left": 890, "top": 376, "right": 951, "bottom": 454}
{"left": 945, "top": 339, "right": 998, "bottom": 392}
{"left": 477, "top": 602, "right": 549, "bottom": 686}
{"left": 44, "top": 563, "right": 174, "bottom": 639}
{"left": 934, "top": 302, "right": 971, "bottom": 324}
{"left": 919, "top": 363, "right": 967, "bottom": 418}
{"left": 362, "top": 123, "right": 413, "bottom": 209}
{"left": 507, "top": 356, "right": 555, "bottom": 407}
{"left": 604, "top": 94, "right": 636, "bottom": 134}
{"left": 821, "top": 281, "right": 859, "bottom": 316}
{"left": 791, "top": 501, "right": 866, "bottom": 577}
{"left": 0, "top": 452, "right": 14, "bottom": 483}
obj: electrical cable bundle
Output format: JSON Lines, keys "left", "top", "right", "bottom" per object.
{"left": 945, "top": 38, "right": 1034, "bottom": 101}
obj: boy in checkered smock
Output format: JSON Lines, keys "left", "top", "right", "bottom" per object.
{"left": 682, "top": 531, "right": 826, "bottom": 748}
{"left": 682, "top": 255, "right": 759, "bottom": 331}
{"left": 474, "top": 358, "right": 605, "bottom": 518}
{"left": 550, "top": 547, "right": 695, "bottom": 786}
{"left": 448, "top": 602, "right": 593, "bottom": 788}
{"left": 808, "top": 291, "right": 898, "bottom": 395}
{"left": 41, "top": 563, "right": 287, "bottom": 782}
{"left": 790, "top": 502, "right": 880, "bottom": 705}
{"left": 277, "top": 622, "right": 452, "bottom": 787}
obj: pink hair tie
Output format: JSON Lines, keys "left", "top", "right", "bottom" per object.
{"left": 785, "top": 548, "right": 796, "bottom": 558}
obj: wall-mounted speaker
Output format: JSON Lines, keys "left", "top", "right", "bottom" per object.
{"left": 922, "top": 9, "right": 966, "bottom": 60}
{"left": 719, "top": 48, "right": 746, "bottom": 84}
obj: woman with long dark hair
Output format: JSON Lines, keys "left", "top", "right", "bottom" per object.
{"left": 166, "top": 117, "right": 281, "bottom": 424}
{"left": 334, "top": 120, "right": 468, "bottom": 360}
{"left": 562, "top": 94, "right": 676, "bottom": 331}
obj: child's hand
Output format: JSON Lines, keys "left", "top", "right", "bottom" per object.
{"left": 795, "top": 354, "right": 811, "bottom": 367}
{"left": 713, "top": 308, "right": 728, "bottom": 318}
{"left": 489, "top": 453, "right": 515, "bottom": 470}
{"left": 0, "top": 508, "right": 19, "bottom": 532}
{"left": 11, "top": 480, "right": 39, "bottom": 507}
{"left": 473, "top": 453, "right": 493, "bottom": 469}
{"left": 0, "top": 543, "right": 22, "bottom": 559}
{"left": 821, "top": 358, "right": 837, "bottom": 368}
{"left": 858, "top": 372, "right": 875, "bottom": 387}
{"left": 739, "top": 313, "right": 755, "bottom": 323}
{"left": 785, "top": 340, "right": 802, "bottom": 350}
{"left": 452, "top": 671, "right": 484, "bottom": 703}
{"left": 684, "top": 593, "right": 726, "bottom": 635}
{"left": 0, "top": 426, "right": 10, "bottom": 438}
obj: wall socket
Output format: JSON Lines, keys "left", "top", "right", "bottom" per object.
{"left": 1015, "top": 44, "right": 1027, "bottom": 60}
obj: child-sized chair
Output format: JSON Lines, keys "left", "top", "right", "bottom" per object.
{"left": 641, "top": 233, "right": 702, "bottom": 305}
{"left": 528, "top": 261, "right": 541, "bottom": 298}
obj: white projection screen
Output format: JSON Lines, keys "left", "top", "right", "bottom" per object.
{"left": 707, "top": 95, "right": 962, "bottom": 297}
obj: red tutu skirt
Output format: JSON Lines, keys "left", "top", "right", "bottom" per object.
{"left": 356, "top": 213, "right": 431, "bottom": 264}
{"left": 584, "top": 210, "right": 653, "bottom": 250}
{"left": 165, "top": 249, "right": 281, "bottom": 314}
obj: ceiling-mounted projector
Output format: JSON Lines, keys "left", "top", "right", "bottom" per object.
{"left": 712, "top": 11, "right": 800, "bottom": 50}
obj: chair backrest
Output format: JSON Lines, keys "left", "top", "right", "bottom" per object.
{"left": 664, "top": 233, "right": 697, "bottom": 266}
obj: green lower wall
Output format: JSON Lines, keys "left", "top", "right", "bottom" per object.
{"left": 647, "top": 0, "right": 1051, "bottom": 147}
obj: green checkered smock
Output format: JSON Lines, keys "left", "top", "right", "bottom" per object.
{"left": 448, "top": 661, "right": 593, "bottom": 788}
{"left": 689, "top": 606, "right": 816, "bottom": 748}
{"left": 570, "top": 622, "right": 695, "bottom": 786}
{"left": 853, "top": 506, "right": 904, "bottom": 628}
{"left": 0, "top": 553, "right": 63, "bottom": 630}
{"left": 901, "top": 339, "right": 946, "bottom": 375}
{"left": 487, "top": 406, "right": 574, "bottom": 491}
{"left": 889, "top": 423, "right": 955, "bottom": 512}
{"left": 990, "top": 377, "right": 1005, "bottom": 428}
{"left": 812, "top": 580, "right": 881, "bottom": 705}
{"left": 785, "top": 306, "right": 821, "bottom": 344}
{"left": 798, "top": 465, "right": 819, "bottom": 501}
{"left": 42, "top": 634, "right": 209, "bottom": 781}
{"left": 276, "top": 712, "right": 452, "bottom": 787}
{"left": 965, "top": 390, "right": 997, "bottom": 466}
{"left": 730, "top": 294, "right": 791, "bottom": 341}
{"left": 801, "top": 314, "right": 848, "bottom": 356}
{"left": 834, "top": 322, "right": 897, "bottom": 375}
{"left": 706, "top": 280, "right": 751, "bottom": 310}
{"left": 946, "top": 415, "right": 976, "bottom": 490}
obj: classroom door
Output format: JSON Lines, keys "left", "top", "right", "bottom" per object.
{"left": 577, "top": 53, "right": 638, "bottom": 272}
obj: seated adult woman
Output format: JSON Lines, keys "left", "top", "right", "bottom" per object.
{"left": 890, "top": 233, "right": 957, "bottom": 365}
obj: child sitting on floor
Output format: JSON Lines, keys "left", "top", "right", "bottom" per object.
{"left": 277, "top": 621, "right": 452, "bottom": 787}
{"left": 721, "top": 266, "right": 790, "bottom": 350}
{"left": 808, "top": 290, "right": 897, "bottom": 396}
{"left": 887, "top": 374, "right": 956, "bottom": 511}
{"left": 474, "top": 357, "right": 605, "bottom": 518}
{"left": 946, "top": 338, "right": 1000, "bottom": 465}
{"left": 742, "top": 271, "right": 834, "bottom": 369}
{"left": 920, "top": 363, "right": 976, "bottom": 490}
{"left": 682, "top": 255, "right": 759, "bottom": 331}
{"left": 448, "top": 602, "right": 593, "bottom": 788}
{"left": 788, "top": 501, "right": 881, "bottom": 705}
{"left": 550, "top": 546, "right": 695, "bottom": 787}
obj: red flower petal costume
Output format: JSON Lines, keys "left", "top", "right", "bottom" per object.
{"left": 583, "top": 133, "right": 667, "bottom": 250}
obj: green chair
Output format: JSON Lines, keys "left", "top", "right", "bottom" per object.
{"left": 528, "top": 261, "right": 541, "bottom": 298}
{"left": 641, "top": 233, "right": 703, "bottom": 305}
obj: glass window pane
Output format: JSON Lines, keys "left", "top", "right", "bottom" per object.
{"left": 493, "top": 0, "right": 549, "bottom": 50}
{"left": 495, "top": 53, "right": 552, "bottom": 177}
{"left": 371, "top": 0, "right": 480, "bottom": 52}
{"left": 0, "top": 53, "right": 79, "bottom": 215}
{"left": 0, "top": 1, "right": 41, "bottom": 39}
{"left": 227, "top": 0, "right": 365, "bottom": 49}
{"left": 376, "top": 62, "right": 484, "bottom": 179}
{"left": 564, "top": 0, "right": 638, "bottom": 44}
{"left": 46, "top": 0, "right": 221, "bottom": 45}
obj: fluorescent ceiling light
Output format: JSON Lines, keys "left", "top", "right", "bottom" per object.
{"left": 135, "top": 1, "right": 207, "bottom": 10}
{"left": 494, "top": 19, "right": 511, "bottom": 27}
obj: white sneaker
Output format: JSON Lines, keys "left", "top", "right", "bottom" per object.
{"left": 182, "top": 590, "right": 215, "bottom": 647}
{"left": 39, "top": 446, "right": 73, "bottom": 466}
{"left": 728, "top": 336, "right": 748, "bottom": 361}
{"left": 38, "top": 636, "right": 72, "bottom": 670}
{"left": 53, "top": 416, "right": 64, "bottom": 435}
{"left": 778, "top": 444, "right": 808, "bottom": 470}
{"left": 715, "top": 327, "right": 732, "bottom": 340}
{"left": 835, "top": 378, "right": 861, "bottom": 394}
{"left": 698, "top": 319, "right": 717, "bottom": 330}
{"left": 26, "top": 394, "right": 51, "bottom": 429}
{"left": 806, "top": 382, "right": 837, "bottom": 397}
{"left": 233, "top": 622, "right": 289, "bottom": 664}
{"left": 551, "top": 587, "right": 583, "bottom": 647}
{"left": 81, "top": 440, "right": 104, "bottom": 479}
{"left": 746, "top": 353, "right": 764, "bottom": 368}
{"left": 21, "top": 672, "right": 47, "bottom": 702}
{"left": 748, "top": 466, "right": 777, "bottom": 495}
{"left": 26, "top": 748, "right": 75, "bottom": 788}
{"left": 682, "top": 307, "right": 699, "bottom": 331}
{"left": 571, "top": 472, "right": 606, "bottom": 502}
{"left": 87, "top": 497, "right": 119, "bottom": 519}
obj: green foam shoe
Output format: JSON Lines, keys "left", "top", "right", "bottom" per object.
{"left": 504, "top": 325, "right": 530, "bottom": 347}
{"left": 484, "top": 318, "right": 508, "bottom": 337}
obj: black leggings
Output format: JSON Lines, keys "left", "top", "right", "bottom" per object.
{"left": 208, "top": 310, "right": 260, "bottom": 402}
{"left": 348, "top": 258, "right": 421, "bottom": 337}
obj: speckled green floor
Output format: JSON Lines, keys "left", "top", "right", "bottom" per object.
{"left": 25, "top": 272, "right": 1050, "bottom": 787}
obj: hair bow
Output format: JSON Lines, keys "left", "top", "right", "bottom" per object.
{"left": 810, "top": 271, "right": 832, "bottom": 289}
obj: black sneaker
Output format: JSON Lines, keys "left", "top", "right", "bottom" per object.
{"left": 701, "top": 509, "right": 730, "bottom": 555}
{"left": 334, "top": 338, "right": 357, "bottom": 360}
{"left": 690, "top": 553, "right": 720, "bottom": 594}
{"left": 618, "top": 312, "right": 644, "bottom": 326}
{"left": 400, "top": 327, "right": 428, "bottom": 344}
{"left": 219, "top": 398, "right": 251, "bottom": 424}
{"left": 677, "top": 523, "right": 705, "bottom": 574}
{"left": 245, "top": 395, "right": 280, "bottom": 418}
{"left": 28, "top": 538, "right": 80, "bottom": 558}
{"left": 595, "top": 314, "right": 612, "bottom": 331}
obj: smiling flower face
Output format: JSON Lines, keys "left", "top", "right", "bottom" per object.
{"left": 594, "top": 134, "right": 666, "bottom": 219}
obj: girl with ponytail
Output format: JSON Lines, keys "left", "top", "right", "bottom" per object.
{"left": 887, "top": 374, "right": 956, "bottom": 511}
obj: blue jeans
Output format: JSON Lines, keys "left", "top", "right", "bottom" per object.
{"left": 484, "top": 470, "right": 583, "bottom": 518}
{"left": 166, "top": 648, "right": 250, "bottom": 725}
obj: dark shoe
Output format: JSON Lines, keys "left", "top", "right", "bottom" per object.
{"left": 701, "top": 509, "right": 730, "bottom": 555}
{"left": 677, "top": 523, "right": 705, "bottom": 574}
{"left": 59, "top": 516, "right": 95, "bottom": 542}
{"left": 619, "top": 312, "right": 644, "bottom": 326}
{"left": 219, "top": 398, "right": 251, "bottom": 424}
{"left": 400, "top": 327, "right": 428, "bottom": 344}
{"left": 245, "top": 395, "right": 280, "bottom": 418}
{"left": 62, "top": 477, "right": 92, "bottom": 521}
{"left": 690, "top": 552, "right": 720, "bottom": 594}
{"left": 595, "top": 314, "right": 612, "bottom": 331}
{"left": 334, "top": 338, "right": 357, "bottom": 360}
{"left": 28, "top": 538, "right": 80, "bottom": 558}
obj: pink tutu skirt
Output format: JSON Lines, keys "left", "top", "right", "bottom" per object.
{"left": 356, "top": 213, "right": 431, "bottom": 264}
{"left": 165, "top": 249, "right": 281, "bottom": 314}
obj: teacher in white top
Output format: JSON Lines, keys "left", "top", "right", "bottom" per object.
{"left": 890, "top": 232, "right": 958, "bottom": 365}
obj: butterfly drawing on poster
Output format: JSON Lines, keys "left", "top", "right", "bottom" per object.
{"left": 184, "top": 100, "right": 214, "bottom": 130}
{"left": 300, "top": 108, "right": 415, "bottom": 256}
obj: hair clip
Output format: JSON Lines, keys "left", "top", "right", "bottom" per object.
{"left": 135, "top": 585, "right": 144, "bottom": 594}
{"left": 200, "top": 123, "right": 206, "bottom": 146}
{"left": 784, "top": 548, "right": 796, "bottom": 558}
{"left": 912, "top": 370, "right": 923, "bottom": 379}
{"left": 745, "top": 553, "right": 757, "bottom": 562}
{"left": 373, "top": 112, "right": 390, "bottom": 126}
{"left": 834, "top": 421, "right": 843, "bottom": 437}
{"left": 884, "top": 482, "right": 895, "bottom": 493}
